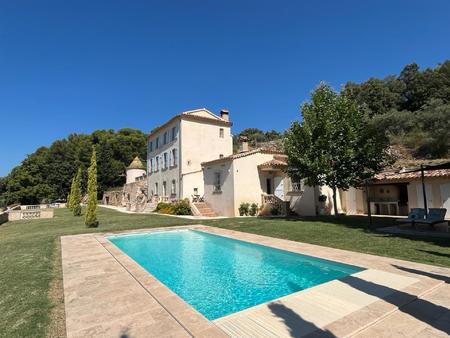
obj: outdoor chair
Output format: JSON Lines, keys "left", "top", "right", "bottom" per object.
{"left": 396, "top": 208, "right": 425, "bottom": 227}
{"left": 415, "top": 208, "right": 449, "bottom": 229}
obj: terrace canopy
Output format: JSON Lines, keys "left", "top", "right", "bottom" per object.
{"left": 403, "top": 161, "right": 450, "bottom": 218}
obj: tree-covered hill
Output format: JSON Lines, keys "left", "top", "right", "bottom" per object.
{"left": 0, "top": 129, "right": 146, "bottom": 207}
{"left": 2, "top": 60, "right": 448, "bottom": 207}
{"left": 233, "top": 128, "right": 284, "bottom": 152}
{"left": 343, "top": 60, "right": 450, "bottom": 159}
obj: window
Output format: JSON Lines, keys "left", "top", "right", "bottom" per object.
{"left": 163, "top": 152, "right": 168, "bottom": 169}
{"left": 150, "top": 158, "right": 154, "bottom": 173}
{"left": 149, "top": 141, "right": 153, "bottom": 152}
{"left": 219, "top": 154, "right": 224, "bottom": 158}
{"left": 171, "top": 126, "right": 177, "bottom": 141}
{"left": 214, "top": 172, "right": 221, "bottom": 192}
{"left": 162, "top": 181, "right": 167, "bottom": 196}
{"left": 171, "top": 179, "right": 176, "bottom": 195}
{"left": 219, "top": 128, "right": 224, "bottom": 138}
{"left": 155, "top": 182, "right": 159, "bottom": 195}
{"left": 163, "top": 131, "right": 168, "bottom": 145}
{"left": 156, "top": 137, "right": 159, "bottom": 149}
{"left": 156, "top": 156, "right": 160, "bottom": 171}
{"left": 171, "top": 149, "right": 177, "bottom": 167}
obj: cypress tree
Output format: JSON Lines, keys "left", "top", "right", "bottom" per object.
{"left": 85, "top": 146, "right": 98, "bottom": 227}
{"left": 72, "top": 168, "right": 82, "bottom": 216}
{"left": 67, "top": 177, "right": 75, "bottom": 210}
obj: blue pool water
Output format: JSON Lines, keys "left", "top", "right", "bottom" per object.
{"left": 108, "top": 230, "right": 363, "bottom": 320}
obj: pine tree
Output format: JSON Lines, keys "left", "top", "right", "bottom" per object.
{"left": 72, "top": 168, "right": 82, "bottom": 216}
{"left": 85, "top": 146, "right": 98, "bottom": 227}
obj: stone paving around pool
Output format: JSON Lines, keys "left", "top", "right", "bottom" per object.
{"left": 61, "top": 226, "right": 450, "bottom": 337}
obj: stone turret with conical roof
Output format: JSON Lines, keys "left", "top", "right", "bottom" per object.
{"left": 126, "top": 156, "right": 146, "bottom": 184}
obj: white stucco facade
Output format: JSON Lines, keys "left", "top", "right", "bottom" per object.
{"left": 202, "top": 149, "right": 342, "bottom": 217}
{"left": 340, "top": 175, "right": 450, "bottom": 219}
{"left": 147, "top": 108, "right": 232, "bottom": 201}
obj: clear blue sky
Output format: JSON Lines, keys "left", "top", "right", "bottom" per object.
{"left": 1, "top": 0, "right": 450, "bottom": 176}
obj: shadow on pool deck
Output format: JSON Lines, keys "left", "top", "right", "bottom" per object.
{"left": 268, "top": 302, "right": 336, "bottom": 337}
{"left": 341, "top": 275, "right": 450, "bottom": 335}
{"left": 266, "top": 274, "right": 449, "bottom": 337}
{"left": 392, "top": 264, "right": 450, "bottom": 284}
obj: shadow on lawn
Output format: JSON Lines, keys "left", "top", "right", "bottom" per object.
{"left": 263, "top": 215, "right": 450, "bottom": 248}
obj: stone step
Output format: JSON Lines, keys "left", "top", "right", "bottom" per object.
{"left": 192, "top": 202, "right": 217, "bottom": 217}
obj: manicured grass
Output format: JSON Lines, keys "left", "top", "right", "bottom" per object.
{"left": 0, "top": 208, "right": 195, "bottom": 338}
{"left": 210, "top": 216, "right": 450, "bottom": 267}
{"left": 0, "top": 207, "right": 448, "bottom": 337}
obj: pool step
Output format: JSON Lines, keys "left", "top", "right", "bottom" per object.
{"left": 192, "top": 202, "right": 217, "bottom": 217}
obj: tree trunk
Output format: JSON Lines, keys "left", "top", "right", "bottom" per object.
{"left": 332, "top": 186, "right": 339, "bottom": 217}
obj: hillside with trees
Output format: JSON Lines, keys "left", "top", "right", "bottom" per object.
{"left": 2, "top": 60, "right": 448, "bottom": 207}
{"left": 343, "top": 60, "right": 450, "bottom": 159}
{"left": 0, "top": 129, "right": 146, "bottom": 207}
{"left": 233, "top": 128, "right": 284, "bottom": 151}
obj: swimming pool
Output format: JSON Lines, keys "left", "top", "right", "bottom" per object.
{"left": 108, "top": 229, "right": 363, "bottom": 320}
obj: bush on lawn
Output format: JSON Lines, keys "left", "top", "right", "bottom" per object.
{"left": 239, "top": 202, "right": 250, "bottom": 216}
{"left": 249, "top": 203, "right": 259, "bottom": 216}
{"left": 156, "top": 200, "right": 192, "bottom": 215}
{"left": 172, "top": 199, "right": 192, "bottom": 215}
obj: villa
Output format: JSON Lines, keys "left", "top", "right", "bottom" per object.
{"left": 201, "top": 139, "right": 340, "bottom": 217}
{"left": 101, "top": 108, "right": 449, "bottom": 220}
{"left": 146, "top": 108, "right": 233, "bottom": 202}
{"left": 143, "top": 108, "right": 341, "bottom": 217}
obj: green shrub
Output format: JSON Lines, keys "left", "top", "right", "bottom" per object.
{"left": 270, "top": 205, "right": 281, "bottom": 216}
{"left": 239, "top": 202, "right": 250, "bottom": 216}
{"left": 156, "top": 200, "right": 192, "bottom": 215}
{"left": 173, "top": 199, "right": 192, "bottom": 215}
{"left": 249, "top": 203, "right": 258, "bottom": 216}
{"left": 156, "top": 202, "right": 172, "bottom": 212}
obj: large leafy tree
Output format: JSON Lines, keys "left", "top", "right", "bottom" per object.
{"left": 284, "top": 83, "right": 391, "bottom": 215}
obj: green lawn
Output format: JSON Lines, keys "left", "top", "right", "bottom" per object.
{"left": 0, "top": 208, "right": 449, "bottom": 337}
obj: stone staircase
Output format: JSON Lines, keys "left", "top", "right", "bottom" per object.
{"left": 143, "top": 200, "right": 158, "bottom": 213}
{"left": 192, "top": 202, "right": 217, "bottom": 217}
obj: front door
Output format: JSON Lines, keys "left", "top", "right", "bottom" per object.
{"left": 266, "top": 178, "right": 272, "bottom": 195}
{"left": 274, "top": 176, "right": 284, "bottom": 200}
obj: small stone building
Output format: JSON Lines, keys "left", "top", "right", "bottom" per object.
{"left": 102, "top": 156, "right": 148, "bottom": 212}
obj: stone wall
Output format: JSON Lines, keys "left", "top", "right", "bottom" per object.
{"left": 102, "top": 179, "right": 148, "bottom": 212}
{"left": 123, "top": 180, "right": 148, "bottom": 212}
{"left": 7, "top": 208, "right": 54, "bottom": 221}
{"left": 102, "top": 190, "right": 124, "bottom": 207}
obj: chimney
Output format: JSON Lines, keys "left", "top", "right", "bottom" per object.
{"left": 239, "top": 135, "right": 249, "bottom": 153}
{"left": 220, "top": 109, "right": 229, "bottom": 122}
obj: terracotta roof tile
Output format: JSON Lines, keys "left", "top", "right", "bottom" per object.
{"left": 374, "top": 169, "right": 450, "bottom": 182}
{"left": 257, "top": 158, "right": 288, "bottom": 168}
{"left": 201, "top": 148, "right": 285, "bottom": 166}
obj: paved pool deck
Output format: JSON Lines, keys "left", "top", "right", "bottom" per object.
{"left": 61, "top": 226, "right": 450, "bottom": 337}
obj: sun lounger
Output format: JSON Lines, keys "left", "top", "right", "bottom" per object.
{"left": 396, "top": 208, "right": 425, "bottom": 227}
{"left": 415, "top": 208, "right": 449, "bottom": 229}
